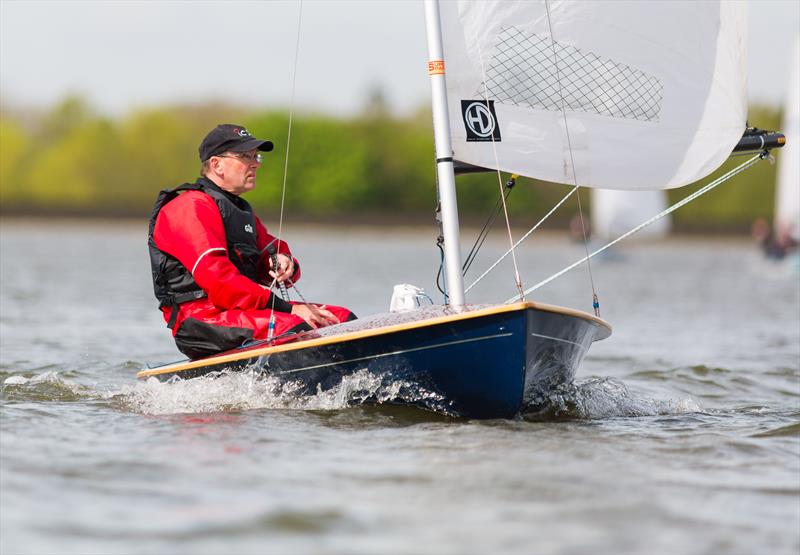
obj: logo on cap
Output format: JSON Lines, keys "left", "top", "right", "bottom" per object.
{"left": 233, "top": 128, "right": 251, "bottom": 137}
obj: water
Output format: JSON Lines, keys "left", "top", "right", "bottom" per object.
{"left": 1, "top": 220, "right": 798, "bottom": 555}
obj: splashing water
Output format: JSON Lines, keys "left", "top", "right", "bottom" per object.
{"left": 117, "top": 368, "right": 451, "bottom": 416}
{"left": 2, "top": 368, "right": 701, "bottom": 421}
{"left": 523, "top": 377, "right": 702, "bottom": 420}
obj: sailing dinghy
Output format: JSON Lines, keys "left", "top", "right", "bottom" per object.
{"left": 772, "top": 35, "right": 799, "bottom": 263}
{"left": 591, "top": 190, "right": 671, "bottom": 243}
{"left": 140, "top": 1, "right": 784, "bottom": 419}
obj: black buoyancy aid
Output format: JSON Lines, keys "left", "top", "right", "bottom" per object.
{"left": 148, "top": 177, "right": 263, "bottom": 328}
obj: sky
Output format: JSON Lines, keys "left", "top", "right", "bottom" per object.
{"left": 1, "top": 0, "right": 798, "bottom": 118}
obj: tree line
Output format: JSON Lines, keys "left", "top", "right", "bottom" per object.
{"left": 0, "top": 96, "right": 784, "bottom": 233}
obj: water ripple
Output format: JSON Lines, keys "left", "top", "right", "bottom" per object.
{"left": 751, "top": 422, "right": 800, "bottom": 438}
{"left": 1, "top": 371, "right": 100, "bottom": 403}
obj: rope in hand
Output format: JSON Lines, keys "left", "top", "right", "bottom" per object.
{"left": 267, "top": 245, "right": 290, "bottom": 302}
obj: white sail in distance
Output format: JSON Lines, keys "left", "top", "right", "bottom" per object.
{"left": 774, "top": 35, "right": 799, "bottom": 242}
{"left": 440, "top": 0, "right": 747, "bottom": 190}
{"left": 591, "top": 189, "right": 670, "bottom": 241}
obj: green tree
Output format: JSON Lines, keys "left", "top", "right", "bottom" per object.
{"left": 117, "top": 109, "right": 199, "bottom": 210}
{"left": 0, "top": 97, "right": 787, "bottom": 233}
{"left": 0, "top": 118, "right": 31, "bottom": 205}
{"left": 27, "top": 118, "right": 121, "bottom": 210}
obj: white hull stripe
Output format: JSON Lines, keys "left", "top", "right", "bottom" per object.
{"left": 271, "top": 332, "right": 515, "bottom": 376}
{"left": 191, "top": 248, "right": 227, "bottom": 274}
{"left": 529, "top": 332, "right": 586, "bottom": 349}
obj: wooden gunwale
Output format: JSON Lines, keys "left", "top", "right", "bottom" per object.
{"left": 137, "top": 301, "right": 611, "bottom": 379}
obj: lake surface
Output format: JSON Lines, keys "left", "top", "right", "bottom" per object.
{"left": 1, "top": 219, "right": 798, "bottom": 555}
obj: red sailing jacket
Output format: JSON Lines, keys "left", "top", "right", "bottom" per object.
{"left": 151, "top": 180, "right": 301, "bottom": 334}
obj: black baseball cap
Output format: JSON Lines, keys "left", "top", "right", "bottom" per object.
{"left": 199, "top": 124, "right": 274, "bottom": 162}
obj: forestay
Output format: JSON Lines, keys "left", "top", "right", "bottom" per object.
{"left": 440, "top": 1, "right": 747, "bottom": 190}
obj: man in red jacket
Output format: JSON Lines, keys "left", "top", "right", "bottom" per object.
{"left": 148, "top": 124, "right": 355, "bottom": 359}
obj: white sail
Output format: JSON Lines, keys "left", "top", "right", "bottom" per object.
{"left": 591, "top": 189, "right": 670, "bottom": 241}
{"left": 440, "top": 0, "right": 747, "bottom": 190}
{"left": 775, "top": 35, "right": 800, "bottom": 242}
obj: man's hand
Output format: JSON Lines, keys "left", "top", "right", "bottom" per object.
{"left": 269, "top": 253, "right": 295, "bottom": 283}
{"left": 291, "top": 303, "right": 340, "bottom": 329}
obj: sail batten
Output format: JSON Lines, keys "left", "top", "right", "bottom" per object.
{"left": 440, "top": 0, "right": 747, "bottom": 190}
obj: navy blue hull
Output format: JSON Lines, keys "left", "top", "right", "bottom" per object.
{"left": 270, "top": 309, "right": 528, "bottom": 418}
{"left": 141, "top": 303, "right": 610, "bottom": 419}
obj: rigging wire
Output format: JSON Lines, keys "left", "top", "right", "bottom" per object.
{"left": 465, "top": 185, "right": 578, "bottom": 293}
{"left": 475, "top": 39, "right": 525, "bottom": 301}
{"left": 505, "top": 152, "right": 768, "bottom": 302}
{"left": 436, "top": 233, "right": 448, "bottom": 302}
{"left": 271, "top": 1, "right": 303, "bottom": 304}
{"left": 543, "top": 0, "right": 600, "bottom": 316}
{"left": 267, "top": 0, "right": 304, "bottom": 339}
{"left": 462, "top": 175, "right": 516, "bottom": 277}
{"left": 273, "top": 0, "right": 304, "bottom": 272}
{"left": 433, "top": 158, "right": 449, "bottom": 303}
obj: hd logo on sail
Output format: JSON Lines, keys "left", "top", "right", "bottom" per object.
{"left": 461, "top": 100, "right": 501, "bottom": 142}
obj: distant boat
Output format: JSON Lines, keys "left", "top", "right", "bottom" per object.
{"left": 773, "top": 35, "right": 799, "bottom": 257}
{"left": 141, "top": 1, "right": 783, "bottom": 418}
{"left": 590, "top": 189, "right": 671, "bottom": 243}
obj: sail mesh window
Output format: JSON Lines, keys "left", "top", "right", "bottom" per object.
{"left": 478, "top": 29, "right": 663, "bottom": 122}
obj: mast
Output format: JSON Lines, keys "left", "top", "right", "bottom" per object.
{"left": 423, "top": 0, "right": 466, "bottom": 306}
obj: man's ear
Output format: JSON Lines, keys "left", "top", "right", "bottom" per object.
{"left": 209, "top": 157, "right": 223, "bottom": 176}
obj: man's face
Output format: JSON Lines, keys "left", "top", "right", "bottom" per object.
{"left": 214, "top": 149, "right": 262, "bottom": 195}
